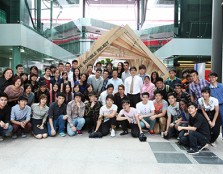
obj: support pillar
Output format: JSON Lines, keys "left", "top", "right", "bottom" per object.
{"left": 12, "top": 47, "right": 21, "bottom": 73}
{"left": 212, "top": 0, "right": 223, "bottom": 82}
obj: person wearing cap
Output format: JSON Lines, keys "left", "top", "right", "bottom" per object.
{"left": 0, "top": 92, "right": 13, "bottom": 141}
{"left": 47, "top": 93, "right": 67, "bottom": 137}
{"left": 165, "top": 69, "right": 182, "bottom": 89}
{"left": 141, "top": 75, "right": 155, "bottom": 100}
{"left": 84, "top": 92, "right": 102, "bottom": 133}
{"left": 116, "top": 99, "right": 143, "bottom": 137}
{"left": 34, "top": 81, "right": 50, "bottom": 106}
{"left": 10, "top": 95, "right": 31, "bottom": 139}
{"left": 67, "top": 92, "right": 85, "bottom": 136}
{"left": 98, "top": 84, "right": 114, "bottom": 106}
{"left": 208, "top": 72, "right": 223, "bottom": 140}
{"left": 87, "top": 68, "right": 103, "bottom": 94}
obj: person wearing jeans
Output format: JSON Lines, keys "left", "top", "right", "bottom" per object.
{"left": 178, "top": 102, "right": 210, "bottom": 154}
{"left": 0, "top": 92, "right": 13, "bottom": 141}
{"left": 47, "top": 93, "right": 67, "bottom": 137}
{"left": 67, "top": 92, "right": 85, "bottom": 136}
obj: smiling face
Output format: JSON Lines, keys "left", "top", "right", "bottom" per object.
{"left": 0, "top": 97, "right": 7, "bottom": 109}
{"left": 4, "top": 70, "right": 13, "bottom": 80}
{"left": 14, "top": 79, "right": 22, "bottom": 88}
{"left": 25, "top": 86, "right": 32, "bottom": 94}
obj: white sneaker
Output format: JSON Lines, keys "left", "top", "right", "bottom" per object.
{"left": 110, "top": 129, "right": 115, "bottom": 137}
{"left": 211, "top": 143, "right": 216, "bottom": 147}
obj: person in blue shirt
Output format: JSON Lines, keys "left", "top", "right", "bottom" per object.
{"left": 208, "top": 72, "right": 223, "bottom": 140}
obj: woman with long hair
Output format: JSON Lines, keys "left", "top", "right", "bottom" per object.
{"left": 23, "top": 83, "right": 34, "bottom": 106}
{"left": 63, "top": 82, "right": 73, "bottom": 104}
{"left": 73, "top": 68, "right": 81, "bottom": 84}
{"left": 60, "top": 71, "right": 71, "bottom": 92}
{"left": 74, "top": 73, "right": 88, "bottom": 94}
{"left": 50, "top": 83, "right": 59, "bottom": 105}
{"left": 28, "top": 73, "right": 39, "bottom": 93}
{"left": 50, "top": 69, "right": 62, "bottom": 91}
{"left": 4, "top": 76, "right": 24, "bottom": 107}
{"left": 84, "top": 84, "right": 94, "bottom": 102}
{"left": 117, "top": 62, "right": 124, "bottom": 79}
{"left": 31, "top": 94, "right": 49, "bottom": 139}
{"left": 0, "top": 68, "right": 14, "bottom": 92}
{"left": 151, "top": 71, "right": 159, "bottom": 84}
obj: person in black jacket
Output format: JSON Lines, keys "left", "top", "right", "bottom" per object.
{"left": 0, "top": 92, "right": 13, "bottom": 141}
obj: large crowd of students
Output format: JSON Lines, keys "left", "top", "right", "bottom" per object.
{"left": 0, "top": 60, "right": 223, "bottom": 155}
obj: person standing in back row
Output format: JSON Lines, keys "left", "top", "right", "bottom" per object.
{"left": 124, "top": 66, "right": 143, "bottom": 107}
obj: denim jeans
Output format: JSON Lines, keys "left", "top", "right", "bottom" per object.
{"left": 67, "top": 117, "right": 85, "bottom": 136}
{"left": 47, "top": 115, "right": 66, "bottom": 136}
{"left": 0, "top": 125, "right": 13, "bottom": 136}
{"left": 140, "top": 117, "right": 156, "bottom": 130}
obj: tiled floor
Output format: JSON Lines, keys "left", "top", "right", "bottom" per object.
{"left": 0, "top": 131, "right": 223, "bottom": 174}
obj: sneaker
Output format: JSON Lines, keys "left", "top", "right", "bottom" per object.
{"left": 110, "top": 129, "right": 115, "bottom": 137}
{"left": 149, "top": 130, "right": 155, "bottom": 134}
{"left": 77, "top": 130, "right": 83, "bottom": 135}
{"left": 59, "top": 132, "right": 66, "bottom": 137}
{"left": 0, "top": 136, "right": 3, "bottom": 142}
{"left": 120, "top": 131, "right": 128, "bottom": 136}
{"left": 12, "top": 134, "right": 17, "bottom": 139}
{"left": 210, "top": 143, "right": 216, "bottom": 147}
{"left": 187, "top": 148, "right": 199, "bottom": 155}
{"left": 198, "top": 144, "right": 209, "bottom": 151}
{"left": 21, "top": 133, "right": 27, "bottom": 138}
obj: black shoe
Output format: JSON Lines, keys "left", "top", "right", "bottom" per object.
{"left": 187, "top": 148, "right": 199, "bottom": 155}
{"left": 198, "top": 144, "right": 208, "bottom": 152}
{"left": 120, "top": 131, "right": 128, "bottom": 136}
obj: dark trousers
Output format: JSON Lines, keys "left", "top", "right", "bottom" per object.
{"left": 12, "top": 122, "right": 32, "bottom": 134}
{"left": 207, "top": 110, "right": 221, "bottom": 143}
{"left": 119, "top": 119, "right": 139, "bottom": 137}
{"left": 180, "top": 131, "right": 209, "bottom": 150}
{"left": 127, "top": 93, "right": 141, "bottom": 108}
{"left": 98, "top": 117, "right": 116, "bottom": 136}
{"left": 85, "top": 117, "right": 97, "bottom": 132}
{"left": 165, "top": 126, "right": 178, "bottom": 139}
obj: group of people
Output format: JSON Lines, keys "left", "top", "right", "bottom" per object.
{"left": 0, "top": 59, "right": 223, "bottom": 155}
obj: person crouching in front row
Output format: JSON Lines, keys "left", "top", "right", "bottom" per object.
{"left": 67, "top": 92, "right": 85, "bottom": 136}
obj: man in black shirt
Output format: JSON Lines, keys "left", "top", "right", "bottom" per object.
{"left": 47, "top": 93, "right": 68, "bottom": 137}
{"left": 178, "top": 102, "right": 210, "bottom": 154}
{"left": 0, "top": 92, "right": 13, "bottom": 141}
{"left": 174, "top": 83, "right": 191, "bottom": 103}
{"left": 114, "top": 84, "right": 129, "bottom": 113}
{"left": 155, "top": 77, "right": 173, "bottom": 102}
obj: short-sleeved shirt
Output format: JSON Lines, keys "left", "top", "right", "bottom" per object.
{"left": 136, "top": 101, "right": 155, "bottom": 116}
{"left": 153, "top": 99, "right": 168, "bottom": 114}
{"left": 99, "top": 104, "right": 117, "bottom": 122}
{"left": 198, "top": 96, "right": 219, "bottom": 111}
{"left": 167, "top": 102, "right": 181, "bottom": 122}
{"left": 119, "top": 107, "right": 138, "bottom": 124}
{"left": 189, "top": 112, "right": 211, "bottom": 141}
{"left": 11, "top": 104, "right": 31, "bottom": 121}
{"left": 48, "top": 102, "right": 67, "bottom": 120}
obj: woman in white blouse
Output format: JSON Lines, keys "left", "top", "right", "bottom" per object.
{"left": 198, "top": 87, "right": 221, "bottom": 146}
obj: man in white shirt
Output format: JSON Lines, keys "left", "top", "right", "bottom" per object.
{"left": 121, "top": 61, "right": 131, "bottom": 82}
{"left": 99, "top": 84, "right": 114, "bottom": 105}
{"left": 65, "top": 62, "right": 73, "bottom": 82}
{"left": 106, "top": 69, "right": 123, "bottom": 93}
{"left": 136, "top": 92, "right": 155, "bottom": 134}
{"left": 87, "top": 68, "right": 103, "bottom": 94}
{"left": 124, "top": 66, "right": 143, "bottom": 107}
{"left": 93, "top": 95, "right": 117, "bottom": 137}
{"left": 117, "top": 99, "right": 143, "bottom": 137}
